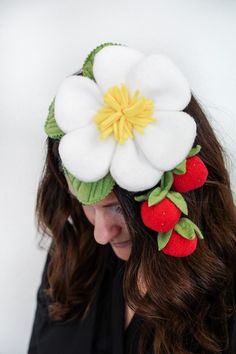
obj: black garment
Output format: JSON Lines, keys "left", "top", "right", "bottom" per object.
{"left": 27, "top": 246, "right": 143, "bottom": 354}
{"left": 28, "top": 246, "right": 236, "bottom": 354}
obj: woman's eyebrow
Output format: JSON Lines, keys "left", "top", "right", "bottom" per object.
{"left": 102, "top": 202, "right": 119, "bottom": 208}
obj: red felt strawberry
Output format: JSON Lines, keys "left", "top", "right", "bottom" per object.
{"left": 141, "top": 198, "right": 181, "bottom": 233}
{"left": 162, "top": 230, "right": 198, "bottom": 257}
{"left": 173, "top": 156, "right": 208, "bottom": 193}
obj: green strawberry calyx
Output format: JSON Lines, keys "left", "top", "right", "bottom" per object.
{"left": 134, "top": 171, "right": 173, "bottom": 204}
{"left": 157, "top": 217, "right": 204, "bottom": 251}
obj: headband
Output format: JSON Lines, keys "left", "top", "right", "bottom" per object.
{"left": 44, "top": 42, "right": 208, "bottom": 257}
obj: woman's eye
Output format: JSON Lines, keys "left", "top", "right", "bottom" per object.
{"left": 113, "top": 205, "right": 124, "bottom": 215}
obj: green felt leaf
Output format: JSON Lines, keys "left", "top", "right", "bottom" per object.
{"left": 63, "top": 165, "right": 82, "bottom": 193}
{"left": 83, "top": 42, "right": 122, "bottom": 81}
{"left": 147, "top": 189, "right": 155, "bottom": 198}
{"left": 187, "top": 145, "right": 201, "bottom": 157}
{"left": 173, "top": 160, "right": 186, "bottom": 175}
{"left": 157, "top": 229, "right": 173, "bottom": 251}
{"left": 167, "top": 191, "right": 188, "bottom": 215}
{"left": 63, "top": 167, "right": 115, "bottom": 205}
{"left": 44, "top": 99, "right": 64, "bottom": 139}
{"left": 160, "top": 171, "right": 174, "bottom": 191}
{"left": 134, "top": 194, "right": 148, "bottom": 202}
{"left": 148, "top": 187, "right": 168, "bottom": 207}
{"left": 174, "top": 217, "right": 195, "bottom": 240}
{"left": 134, "top": 188, "right": 157, "bottom": 203}
{"left": 187, "top": 220, "right": 204, "bottom": 239}
{"left": 147, "top": 172, "right": 173, "bottom": 206}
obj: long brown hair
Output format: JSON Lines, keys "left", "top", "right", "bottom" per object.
{"left": 36, "top": 95, "right": 236, "bottom": 353}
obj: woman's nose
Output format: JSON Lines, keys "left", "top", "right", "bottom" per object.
{"left": 93, "top": 212, "right": 121, "bottom": 245}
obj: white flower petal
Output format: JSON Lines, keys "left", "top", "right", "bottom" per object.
{"left": 59, "top": 124, "right": 116, "bottom": 182}
{"left": 126, "top": 54, "right": 191, "bottom": 111}
{"left": 93, "top": 45, "right": 144, "bottom": 92}
{"left": 135, "top": 112, "right": 196, "bottom": 171}
{"left": 110, "top": 139, "right": 163, "bottom": 192}
{"left": 54, "top": 76, "right": 102, "bottom": 133}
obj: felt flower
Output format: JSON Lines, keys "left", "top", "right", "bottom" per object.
{"left": 54, "top": 45, "right": 196, "bottom": 192}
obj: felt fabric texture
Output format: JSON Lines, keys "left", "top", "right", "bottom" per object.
{"left": 174, "top": 217, "right": 204, "bottom": 241}
{"left": 173, "top": 156, "right": 208, "bottom": 192}
{"left": 94, "top": 84, "right": 156, "bottom": 144}
{"left": 141, "top": 198, "right": 181, "bottom": 233}
{"left": 125, "top": 54, "right": 191, "bottom": 111}
{"left": 55, "top": 76, "right": 102, "bottom": 133}
{"left": 110, "top": 139, "right": 163, "bottom": 191}
{"left": 162, "top": 231, "right": 198, "bottom": 257}
{"left": 59, "top": 124, "right": 115, "bottom": 182}
{"left": 54, "top": 45, "right": 197, "bottom": 192}
{"left": 64, "top": 168, "right": 115, "bottom": 205}
{"left": 166, "top": 191, "right": 188, "bottom": 215}
{"left": 92, "top": 45, "right": 145, "bottom": 92}
{"left": 134, "top": 111, "right": 196, "bottom": 171}
{"left": 82, "top": 42, "right": 122, "bottom": 81}
{"left": 44, "top": 99, "right": 64, "bottom": 139}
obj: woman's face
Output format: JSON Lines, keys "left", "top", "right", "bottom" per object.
{"left": 66, "top": 177, "right": 132, "bottom": 261}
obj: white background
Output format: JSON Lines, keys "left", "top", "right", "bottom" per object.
{"left": 0, "top": 0, "right": 235, "bottom": 353}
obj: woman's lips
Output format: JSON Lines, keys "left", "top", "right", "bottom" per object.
{"left": 111, "top": 240, "right": 131, "bottom": 248}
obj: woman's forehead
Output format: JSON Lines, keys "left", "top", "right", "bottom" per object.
{"left": 90, "top": 191, "right": 119, "bottom": 208}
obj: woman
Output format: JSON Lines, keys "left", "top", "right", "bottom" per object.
{"left": 28, "top": 43, "right": 236, "bottom": 353}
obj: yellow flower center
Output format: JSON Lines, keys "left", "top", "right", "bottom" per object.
{"left": 94, "top": 84, "right": 156, "bottom": 144}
